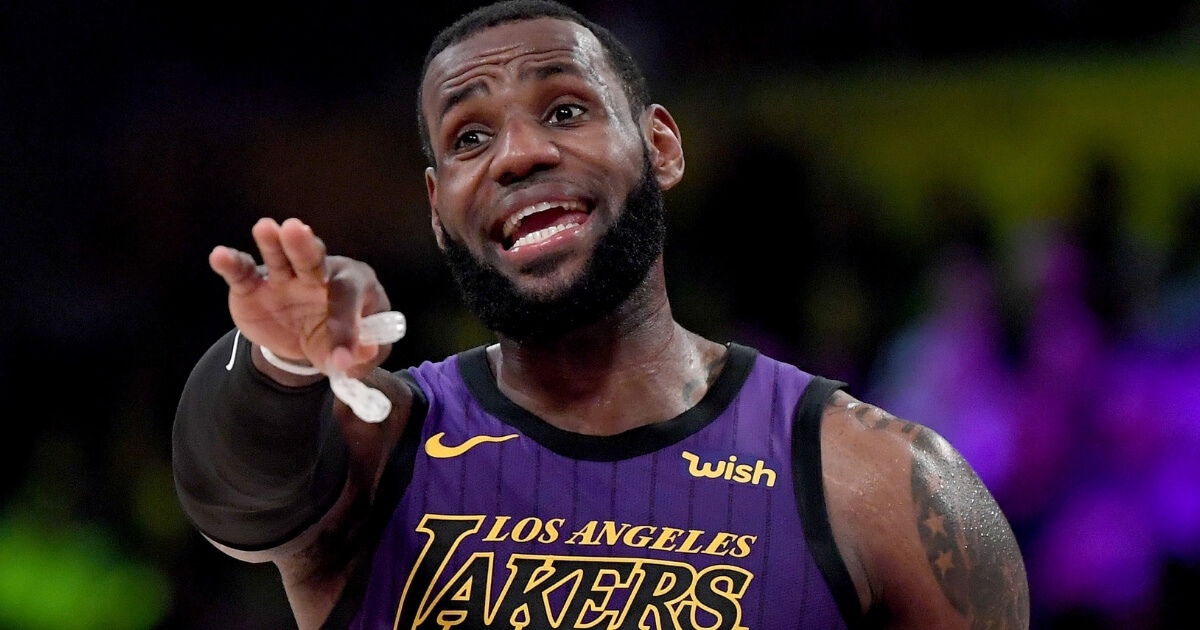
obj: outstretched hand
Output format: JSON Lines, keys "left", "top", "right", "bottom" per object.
{"left": 209, "top": 217, "right": 392, "bottom": 378}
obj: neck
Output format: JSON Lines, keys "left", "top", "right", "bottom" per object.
{"left": 488, "top": 264, "right": 727, "bottom": 435}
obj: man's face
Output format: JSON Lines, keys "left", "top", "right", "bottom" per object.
{"left": 440, "top": 151, "right": 665, "bottom": 342}
{"left": 420, "top": 18, "right": 677, "bottom": 340}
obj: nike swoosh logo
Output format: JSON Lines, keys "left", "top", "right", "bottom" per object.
{"left": 425, "top": 432, "right": 519, "bottom": 458}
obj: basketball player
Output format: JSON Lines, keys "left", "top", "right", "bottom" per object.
{"left": 172, "top": 1, "right": 1030, "bottom": 628}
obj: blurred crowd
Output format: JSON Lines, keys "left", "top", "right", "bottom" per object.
{"left": 866, "top": 180, "right": 1200, "bottom": 629}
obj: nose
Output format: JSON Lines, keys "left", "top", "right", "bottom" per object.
{"left": 487, "top": 114, "right": 561, "bottom": 186}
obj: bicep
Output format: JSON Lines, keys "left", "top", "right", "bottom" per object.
{"left": 821, "top": 396, "right": 1029, "bottom": 630}
{"left": 891, "top": 427, "right": 1029, "bottom": 630}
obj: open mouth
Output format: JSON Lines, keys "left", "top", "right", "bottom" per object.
{"left": 498, "top": 200, "right": 590, "bottom": 251}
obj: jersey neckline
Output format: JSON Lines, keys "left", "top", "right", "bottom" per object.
{"left": 456, "top": 343, "right": 759, "bottom": 461}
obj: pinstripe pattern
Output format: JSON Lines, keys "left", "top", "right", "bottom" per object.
{"left": 339, "top": 346, "right": 851, "bottom": 630}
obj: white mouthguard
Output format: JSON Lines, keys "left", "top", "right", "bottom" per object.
{"left": 330, "top": 310, "right": 407, "bottom": 423}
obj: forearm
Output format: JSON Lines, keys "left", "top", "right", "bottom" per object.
{"left": 172, "top": 328, "right": 349, "bottom": 552}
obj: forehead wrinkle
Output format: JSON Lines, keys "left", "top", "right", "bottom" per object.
{"left": 516, "top": 31, "right": 612, "bottom": 94}
{"left": 433, "top": 46, "right": 576, "bottom": 120}
{"left": 432, "top": 20, "right": 607, "bottom": 94}
{"left": 434, "top": 41, "right": 524, "bottom": 92}
{"left": 435, "top": 50, "right": 609, "bottom": 125}
{"left": 425, "top": 20, "right": 629, "bottom": 139}
{"left": 437, "top": 45, "right": 583, "bottom": 88}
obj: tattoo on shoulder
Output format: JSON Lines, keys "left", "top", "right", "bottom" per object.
{"left": 681, "top": 349, "right": 728, "bottom": 405}
{"left": 831, "top": 393, "right": 921, "bottom": 435}
{"left": 910, "top": 429, "right": 1030, "bottom": 629}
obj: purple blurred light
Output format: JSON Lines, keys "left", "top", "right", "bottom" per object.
{"left": 1031, "top": 488, "right": 1159, "bottom": 615}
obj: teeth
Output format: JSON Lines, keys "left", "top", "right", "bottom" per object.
{"left": 502, "top": 200, "right": 586, "bottom": 238}
{"left": 510, "top": 221, "right": 581, "bottom": 250}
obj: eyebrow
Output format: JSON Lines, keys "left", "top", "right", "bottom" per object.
{"left": 437, "top": 63, "right": 587, "bottom": 122}
{"left": 439, "top": 82, "right": 489, "bottom": 121}
{"left": 518, "top": 63, "right": 583, "bottom": 82}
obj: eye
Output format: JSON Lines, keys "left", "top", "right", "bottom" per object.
{"left": 453, "top": 129, "right": 491, "bottom": 151}
{"left": 547, "top": 104, "right": 585, "bottom": 124}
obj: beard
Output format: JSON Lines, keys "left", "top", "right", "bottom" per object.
{"left": 440, "top": 154, "right": 666, "bottom": 344}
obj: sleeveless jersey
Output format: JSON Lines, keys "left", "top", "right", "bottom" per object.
{"left": 323, "top": 344, "right": 861, "bottom": 630}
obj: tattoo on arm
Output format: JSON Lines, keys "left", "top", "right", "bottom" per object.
{"left": 833, "top": 393, "right": 1029, "bottom": 629}
{"left": 909, "top": 429, "right": 1030, "bottom": 630}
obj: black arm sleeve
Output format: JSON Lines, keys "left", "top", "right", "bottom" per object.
{"left": 172, "top": 329, "right": 349, "bottom": 552}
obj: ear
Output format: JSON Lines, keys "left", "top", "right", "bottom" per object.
{"left": 643, "top": 104, "right": 685, "bottom": 191}
{"left": 425, "top": 166, "right": 446, "bottom": 250}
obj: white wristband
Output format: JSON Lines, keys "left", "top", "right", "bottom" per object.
{"left": 259, "top": 346, "right": 323, "bottom": 376}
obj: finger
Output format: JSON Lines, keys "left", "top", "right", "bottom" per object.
{"left": 346, "top": 271, "right": 394, "bottom": 366}
{"left": 360, "top": 275, "right": 392, "bottom": 315}
{"left": 278, "top": 218, "right": 327, "bottom": 285}
{"left": 325, "top": 265, "right": 367, "bottom": 360}
{"left": 336, "top": 345, "right": 380, "bottom": 380}
{"left": 347, "top": 274, "right": 393, "bottom": 374}
{"left": 209, "top": 246, "right": 264, "bottom": 296}
{"left": 324, "top": 258, "right": 393, "bottom": 372}
{"left": 345, "top": 309, "right": 394, "bottom": 379}
{"left": 251, "top": 217, "right": 294, "bottom": 282}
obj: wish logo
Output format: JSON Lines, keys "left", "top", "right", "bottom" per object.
{"left": 681, "top": 450, "right": 779, "bottom": 487}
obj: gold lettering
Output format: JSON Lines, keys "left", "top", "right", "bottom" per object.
{"left": 732, "top": 463, "right": 754, "bottom": 483}
{"left": 675, "top": 529, "right": 707, "bottom": 554}
{"left": 554, "top": 563, "right": 637, "bottom": 628}
{"left": 752, "top": 459, "right": 777, "bottom": 487}
{"left": 729, "top": 535, "right": 757, "bottom": 558}
{"left": 566, "top": 520, "right": 600, "bottom": 545}
{"left": 436, "top": 611, "right": 468, "bottom": 627}
{"left": 683, "top": 451, "right": 777, "bottom": 487}
{"left": 482, "top": 515, "right": 512, "bottom": 542}
{"left": 649, "top": 527, "right": 684, "bottom": 551}
{"left": 598, "top": 521, "right": 630, "bottom": 545}
{"left": 396, "top": 515, "right": 486, "bottom": 630}
{"left": 414, "top": 553, "right": 495, "bottom": 629}
{"left": 702, "top": 532, "right": 737, "bottom": 557}
{"left": 539, "top": 518, "right": 564, "bottom": 543}
{"left": 399, "top": 520, "right": 759, "bottom": 630}
{"left": 615, "top": 561, "right": 697, "bottom": 630}
{"left": 682, "top": 451, "right": 725, "bottom": 479}
{"left": 622, "top": 525, "right": 656, "bottom": 548}
{"left": 689, "top": 565, "right": 753, "bottom": 630}
{"left": 511, "top": 517, "right": 541, "bottom": 543}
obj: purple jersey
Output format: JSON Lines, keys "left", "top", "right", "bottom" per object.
{"left": 323, "top": 344, "right": 859, "bottom": 630}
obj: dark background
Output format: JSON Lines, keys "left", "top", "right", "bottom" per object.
{"left": 2, "top": 1, "right": 1199, "bottom": 628}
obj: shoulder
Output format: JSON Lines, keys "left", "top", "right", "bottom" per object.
{"left": 404, "top": 347, "right": 482, "bottom": 396}
{"left": 818, "top": 390, "right": 1030, "bottom": 629}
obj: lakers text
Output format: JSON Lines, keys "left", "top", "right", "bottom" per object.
{"left": 393, "top": 514, "right": 761, "bottom": 630}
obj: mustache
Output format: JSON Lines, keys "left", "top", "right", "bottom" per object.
{"left": 438, "top": 152, "right": 664, "bottom": 343}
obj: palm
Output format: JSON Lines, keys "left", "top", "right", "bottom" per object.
{"left": 209, "top": 218, "right": 389, "bottom": 372}
{"left": 227, "top": 278, "right": 331, "bottom": 361}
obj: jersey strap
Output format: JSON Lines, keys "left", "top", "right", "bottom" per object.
{"left": 792, "top": 376, "right": 864, "bottom": 628}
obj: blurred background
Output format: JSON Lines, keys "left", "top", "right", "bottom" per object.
{"left": 2, "top": 0, "right": 1199, "bottom": 628}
